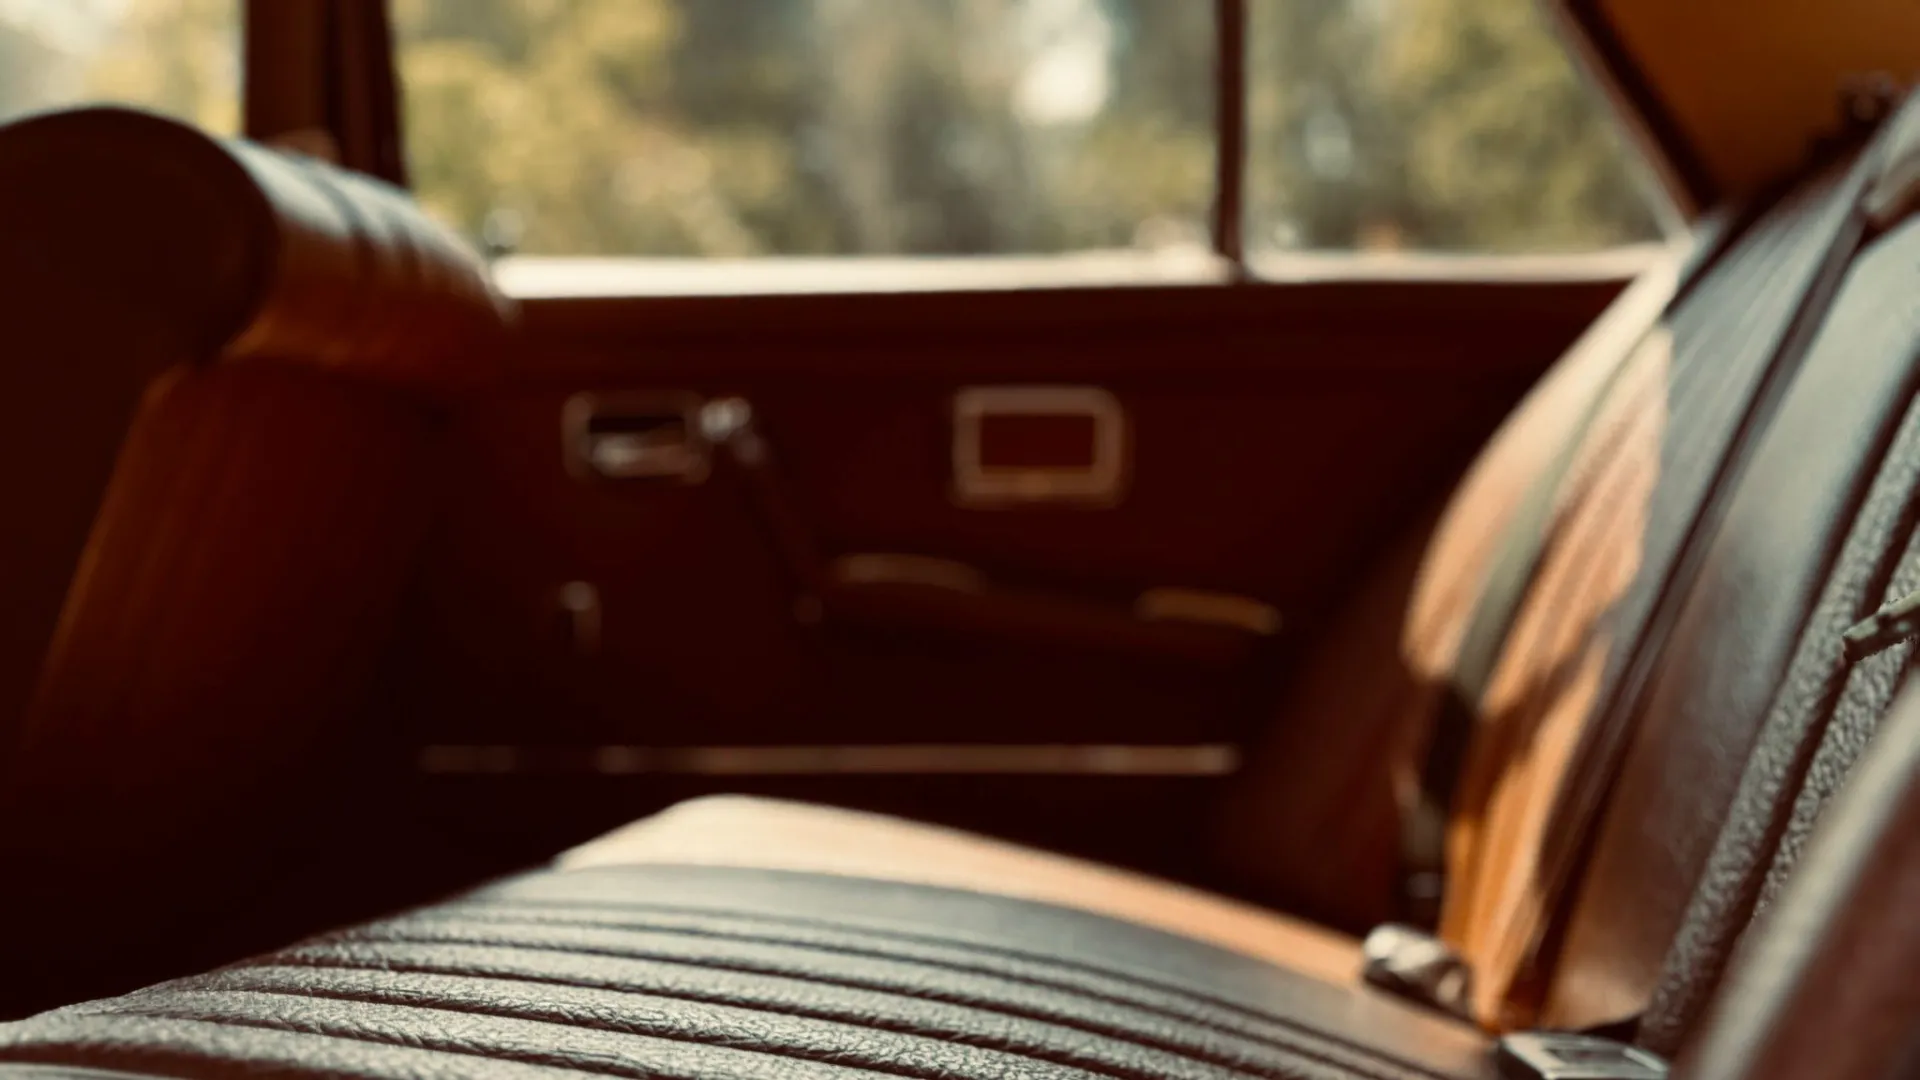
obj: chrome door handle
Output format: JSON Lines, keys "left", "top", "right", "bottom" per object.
{"left": 562, "top": 392, "right": 711, "bottom": 482}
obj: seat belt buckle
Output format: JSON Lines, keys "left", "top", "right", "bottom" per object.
{"left": 1360, "top": 923, "right": 1474, "bottom": 1020}
{"left": 1495, "top": 1032, "right": 1668, "bottom": 1079}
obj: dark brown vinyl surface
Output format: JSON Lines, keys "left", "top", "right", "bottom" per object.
{"left": 383, "top": 272, "right": 1625, "bottom": 873}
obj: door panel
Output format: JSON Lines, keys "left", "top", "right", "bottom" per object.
{"left": 387, "top": 275, "right": 1627, "bottom": 881}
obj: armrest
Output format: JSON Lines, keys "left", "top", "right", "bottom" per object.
{"left": 822, "top": 573, "right": 1268, "bottom": 671}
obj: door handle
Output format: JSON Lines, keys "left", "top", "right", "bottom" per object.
{"left": 562, "top": 392, "right": 710, "bottom": 483}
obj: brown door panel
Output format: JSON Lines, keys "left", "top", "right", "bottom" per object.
{"left": 758, "top": 380, "right": 1499, "bottom": 596}
{"left": 404, "top": 279, "right": 1619, "bottom": 751}
{"left": 410, "top": 377, "right": 1492, "bottom": 750}
{"left": 513, "top": 277, "right": 1618, "bottom": 380}
{"left": 410, "top": 772, "right": 1229, "bottom": 891}
{"left": 412, "top": 387, "right": 1250, "bottom": 746}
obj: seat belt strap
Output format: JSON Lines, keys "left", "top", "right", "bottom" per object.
{"left": 1395, "top": 324, "right": 1642, "bottom": 929}
{"left": 1390, "top": 197, "right": 1752, "bottom": 933}
{"left": 1498, "top": 83, "right": 1920, "bottom": 1011}
{"left": 1396, "top": 83, "right": 1920, "bottom": 935}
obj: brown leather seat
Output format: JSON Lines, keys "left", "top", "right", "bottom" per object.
{"left": 0, "top": 107, "right": 515, "bottom": 1017}
{"left": 523, "top": 180, "right": 1718, "bottom": 1026}
{"left": 559, "top": 794, "right": 1365, "bottom": 986}
{"left": 506, "top": 248, "right": 1681, "bottom": 1029}
{"left": 6, "top": 96, "right": 1920, "bottom": 1080}
{"left": 443, "top": 91, "right": 1920, "bottom": 1044}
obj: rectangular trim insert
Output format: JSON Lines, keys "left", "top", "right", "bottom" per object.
{"left": 418, "top": 743, "right": 1242, "bottom": 777}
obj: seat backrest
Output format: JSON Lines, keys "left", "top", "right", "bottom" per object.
{"left": 1670, "top": 679, "right": 1920, "bottom": 1080}
{"left": 1225, "top": 90, "right": 1920, "bottom": 1030}
{"left": 1441, "top": 145, "right": 1878, "bottom": 1026}
{"left": 1216, "top": 241, "right": 1684, "bottom": 927}
{"left": 1547, "top": 173, "right": 1920, "bottom": 1044}
{"left": 0, "top": 106, "right": 512, "bottom": 757}
{"left": 0, "top": 107, "right": 512, "bottom": 1012}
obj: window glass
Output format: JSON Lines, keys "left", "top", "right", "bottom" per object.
{"left": 1246, "top": 0, "right": 1664, "bottom": 254}
{"left": 0, "top": 0, "right": 238, "bottom": 131}
{"left": 393, "top": 0, "right": 1215, "bottom": 258}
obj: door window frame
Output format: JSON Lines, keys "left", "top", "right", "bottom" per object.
{"left": 242, "top": 0, "right": 1683, "bottom": 297}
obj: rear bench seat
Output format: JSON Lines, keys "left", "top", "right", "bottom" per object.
{"left": 1, "top": 95, "right": 1918, "bottom": 1078}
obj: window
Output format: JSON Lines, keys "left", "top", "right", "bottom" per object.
{"left": 0, "top": 0, "right": 239, "bottom": 132}
{"left": 393, "top": 0, "right": 1216, "bottom": 259}
{"left": 392, "top": 0, "right": 1666, "bottom": 267}
{"left": 1246, "top": 0, "right": 1663, "bottom": 254}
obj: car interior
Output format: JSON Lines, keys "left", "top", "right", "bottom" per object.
{"left": 0, "top": 0, "right": 1918, "bottom": 1077}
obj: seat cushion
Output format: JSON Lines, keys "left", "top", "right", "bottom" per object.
{"left": 0, "top": 835, "right": 1493, "bottom": 1080}
{"left": 561, "top": 795, "right": 1363, "bottom": 986}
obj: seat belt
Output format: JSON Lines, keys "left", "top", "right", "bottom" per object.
{"left": 1489, "top": 131, "right": 1915, "bottom": 1054}
{"left": 1372, "top": 88, "right": 1910, "bottom": 1021}
{"left": 1394, "top": 322, "right": 1646, "bottom": 932}
{"left": 1394, "top": 82, "right": 1914, "bottom": 931}
{"left": 1485, "top": 84, "right": 1919, "bottom": 1024}
{"left": 1368, "top": 286, "right": 1663, "bottom": 1019}
{"left": 1385, "top": 195, "right": 1754, "bottom": 939}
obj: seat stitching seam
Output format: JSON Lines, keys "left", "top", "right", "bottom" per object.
{"left": 306, "top": 926, "right": 1449, "bottom": 1080}
{"left": 424, "top": 895, "right": 1358, "bottom": 1033}
{"left": 256, "top": 953, "right": 1351, "bottom": 1080}
{"left": 72, "top": 996, "right": 952, "bottom": 1080}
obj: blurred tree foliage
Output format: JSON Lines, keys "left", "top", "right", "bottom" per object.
{"left": 1247, "top": 0, "right": 1663, "bottom": 251}
{"left": 394, "top": 0, "right": 1660, "bottom": 256}
{"left": 0, "top": 0, "right": 1662, "bottom": 258}
{"left": 0, "top": 0, "right": 236, "bottom": 133}
{"left": 87, "top": 0, "right": 238, "bottom": 132}
{"left": 395, "top": 0, "right": 1218, "bottom": 256}
{"left": 0, "top": 18, "right": 63, "bottom": 117}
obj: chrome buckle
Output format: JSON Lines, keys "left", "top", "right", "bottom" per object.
{"left": 1495, "top": 1033, "right": 1669, "bottom": 1080}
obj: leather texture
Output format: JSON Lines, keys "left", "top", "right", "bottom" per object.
{"left": 3, "top": 99, "right": 1916, "bottom": 1080}
{"left": 1634, "top": 217, "right": 1920, "bottom": 1053}
{"left": 0, "top": 367, "right": 443, "bottom": 1018}
{"left": 1540, "top": 183, "right": 1920, "bottom": 1031}
{"left": 1673, "top": 678, "right": 1920, "bottom": 1080}
{"left": 1230, "top": 142, "right": 1866, "bottom": 1028}
{"left": 0, "top": 106, "right": 510, "bottom": 1015}
{"left": 559, "top": 795, "right": 1362, "bottom": 985}
{"left": 0, "top": 104, "right": 512, "bottom": 746}
{"left": 1435, "top": 317, "right": 1667, "bottom": 1021}
{"left": 0, "top": 106, "right": 511, "bottom": 387}
{"left": 0, "top": 864, "right": 1495, "bottom": 1080}
{"left": 1501, "top": 146, "right": 1883, "bottom": 1030}
{"left": 1217, "top": 259, "right": 1681, "bottom": 937}
{"left": 0, "top": 1060, "right": 155, "bottom": 1068}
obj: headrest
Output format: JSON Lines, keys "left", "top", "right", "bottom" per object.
{"left": 0, "top": 106, "right": 513, "bottom": 389}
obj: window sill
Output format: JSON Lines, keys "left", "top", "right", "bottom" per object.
{"left": 1246, "top": 243, "right": 1678, "bottom": 284}
{"left": 494, "top": 249, "right": 1230, "bottom": 298}
{"left": 492, "top": 243, "right": 1677, "bottom": 300}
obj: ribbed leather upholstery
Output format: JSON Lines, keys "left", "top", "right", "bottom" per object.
{"left": 1672, "top": 681, "right": 1920, "bottom": 1080}
{"left": 3, "top": 89, "right": 1916, "bottom": 1080}
{"left": 1635, "top": 216, "right": 1920, "bottom": 1052}
{"left": 1539, "top": 197, "right": 1920, "bottom": 1032}
{"left": 1226, "top": 141, "right": 1874, "bottom": 1027}
{"left": 0, "top": 865, "right": 1491, "bottom": 1080}
{"left": 559, "top": 796, "right": 1363, "bottom": 986}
